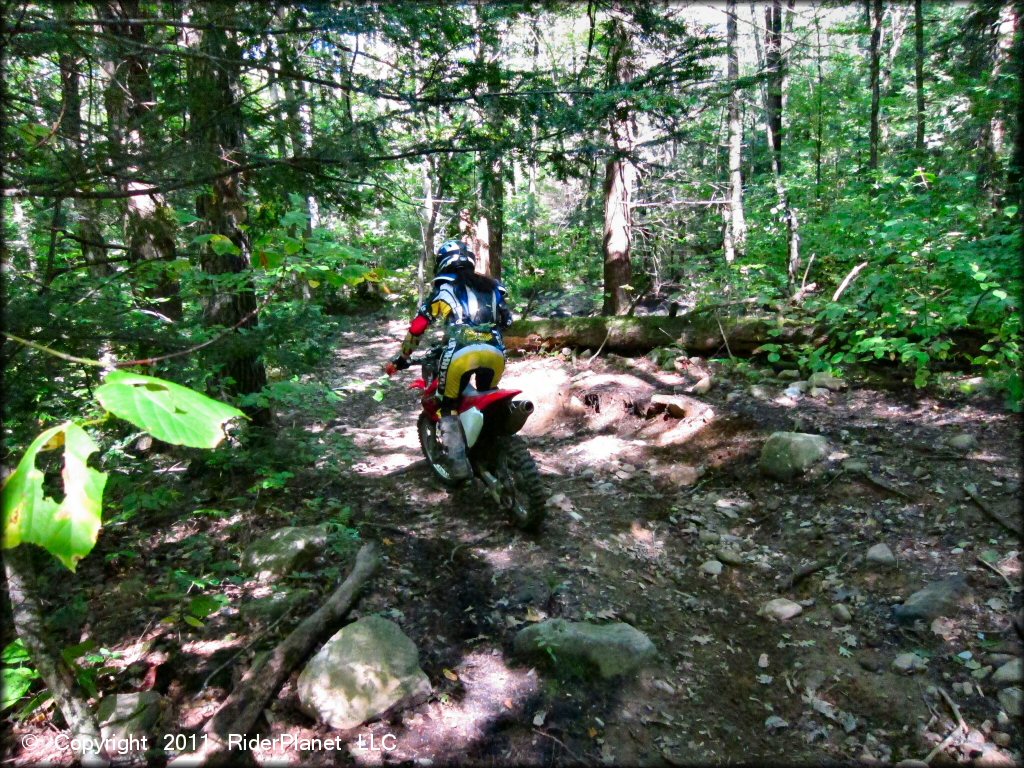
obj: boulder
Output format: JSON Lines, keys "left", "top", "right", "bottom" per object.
{"left": 808, "top": 372, "right": 847, "bottom": 391}
{"left": 297, "top": 616, "right": 431, "bottom": 730}
{"left": 759, "top": 432, "right": 830, "bottom": 480}
{"left": 997, "top": 686, "right": 1022, "bottom": 717}
{"left": 242, "top": 525, "right": 329, "bottom": 581}
{"left": 513, "top": 619, "right": 656, "bottom": 678}
{"left": 892, "top": 575, "right": 973, "bottom": 625}
{"left": 992, "top": 658, "right": 1024, "bottom": 686}
{"left": 892, "top": 653, "right": 928, "bottom": 674}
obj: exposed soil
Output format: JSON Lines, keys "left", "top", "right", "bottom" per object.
{"left": 4, "top": 314, "right": 1022, "bottom": 767}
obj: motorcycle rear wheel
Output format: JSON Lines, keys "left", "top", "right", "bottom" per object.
{"left": 490, "top": 436, "right": 546, "bottom": 532}
{"left": 417, "top": 412, "right": 464, "bottom": 487}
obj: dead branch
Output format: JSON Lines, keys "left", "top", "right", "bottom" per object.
{"left": 170, "top": 542, "right": 381, "bottom": 767}
{"left": 963, "top": 483, "right": 1023, "bottom": 535}
{"left": 832, "top": 261, "right": 868, "bottom": 302}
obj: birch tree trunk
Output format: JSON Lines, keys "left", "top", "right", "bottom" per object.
{"left": 602, "top": 14, "right": 638, "bottom": 316}
{"left": 725, "top": 0, "right": 747, "bottom": 263}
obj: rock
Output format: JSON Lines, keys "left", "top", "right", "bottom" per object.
{"left": 96, "top": 692, "right": 163, "bottom": 747}
{"left": 866, "top": 543, "right": 897, "bottom": 567}
{"left": 892, "top": 653, "right": 928, "bottom": 674}
{"left": 808, "top": 372, "right": 847, "bottom": 391}
{"left": 832, "top": 604, "right": 853, "bottom": 623}
{"left": 783, "top": 385, "right": 805, "bottom": 398}
{"left": 748, "top": 385, "right": 774, "bottom": 400}
{"left": 892, "top": 575, "right": 973, "bottom": 625}
{"left": 715, "top": 549, "right": 744, "bottom": 567}
{"left": 296, "top": 616, "right": 431, "bottom": 730}
{"left": 993, "top": 658, "right": 1024, "bottom": 686}
{"left": 759, "top": 432, "right": 830, "bottom": 481}
{"left": 809, "top": 386, "right": 830, "bottom": 398}
{"left": 242, "top": 525, "right": 330, "bottom": 581}
{"left": 513, "top": 619, "right": 656, "bottom": 678}
{"left": 993, "top": 731, "right": 1013, "bottom": 747}
{"left": 698, "top": 530, "right": 720, "bottom": 544}
{"left": 240, "top": 587, "right": 314, "bottom": 623}
{"left": 894, "top": 761, "right": 931, "bottom": 768}
{"left": 759, "top": 598, "right": 803, "bottom": 621}
{"left": 700, "top": 560, "right": 724, "bottom": 576}
{"left": 842, "top": 458, "right": 870, "bottom": 474}
{"left": 690, "top": 376, "right": 712, "bottom": 395}
{"left": 778, "top": 369, "right": 801, "bottom": 381}
{"left": 947, "top": 433, "right": 978, "bottom": 451}
{"left": 997, "top": 686, "right": 1023, "bottom": 717}
{"left": 765, "top": 715, "right": 790, "bottom": 731}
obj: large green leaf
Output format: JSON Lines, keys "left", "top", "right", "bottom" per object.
{"left": 95, "top": 371, "right": 245, "bottom": 449}
{"left": 2, "top": 423, "right": 107, "bottom": 571}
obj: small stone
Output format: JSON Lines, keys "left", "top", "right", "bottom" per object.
{"left": 842, "top": 458, "right": 870, "bottom": 474}
{"left": 892, "top": 575, "right": 973, "bottom": 625}
{"left": 992, "top": 658, "right": 1024, "bottom": 686}
{"left": 892, "top": 653, "right": 928, "bottom": 674}
{"left": 866, "top": 543, "right": 897, "bottom": 567}
{"left": 760, "top": 598, "right": 803, "bottom": 621}
{"left": 778, "top": 369, "right": 801, "bottom": 380}
{"left": 947, "top": 433, "right": 978, "bottom": 451}
{"left": 808, "top": 372, "right": 847, "bottom": 391}
{"left": 700, "top": 560, "right": 723, "bottom": 577}
{"left": 997, "top": 686, "right": 1023, "bottom": 717}
{"left": 809, "top": 386, "right": 830, "bottom": 398}
{"left": 832, "top": 604, "right": 853, "bottom": 623}
{"left": 749, "top": 384, "right": 773, "bottom": 400}
{"left": 690, "top": 376, "right": 712, "bottom": 395}
{"left": 759, "top": 432, "right": 830, "bottom": 481}
{"left": 715, "top": 549, "right": 744, "bottom": 567}
{"left": 765, "top": 715, "right": 789, "bottom": 731}
{"left": 698, "top": 530, "right": 720, "bottom": 544}
{"left": 993, "top": 732, "right": 1012, "bottom": 747}
{"left": 895, "top": 761, "right": 931, "bottom": 768}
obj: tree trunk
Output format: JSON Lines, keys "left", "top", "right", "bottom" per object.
{"left": 764, "top": 0, "right": 784, "bottom": 173}
{"left": 751, "top": 2, "right": 802, "bottom": 295}
{"left": 915, "top": 0, "right": 925, "bottom": 152}
{"left": 95, "top": 0, "right": 182, "bottom": 321}
{"left": 188, "top": 12, "right": 271, "bottom": 426}
{"left": 868, "top": 0, "right": 884, "bottom": 172}
{"left": 602, "top": 14, "right": 638, "bottom": 316}
{"left": 725, "top": 0, "right": 747, "bottom": 263}
{"left": 4, "top": 549, "right": 109, "bottom": 766}
{"left": 1009, "top": 1, "right": 1024, "bottom": 213}
{"left": 503, "top": 314, "right": 821, "bottom": 356}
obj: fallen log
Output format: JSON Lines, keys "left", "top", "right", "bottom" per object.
{"left": 170, "top": 542, "right": 381, "bottom": 767}
{"left": 504, "top": 314, "right": 823, "bottom": 356}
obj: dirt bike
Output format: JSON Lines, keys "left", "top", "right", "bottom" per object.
{"left": 403, "top": 345, "right": 546, "bottom": 532}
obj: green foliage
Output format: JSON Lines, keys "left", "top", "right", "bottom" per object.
{"left": 3, "top": 372, "right": 244, "bottom": 571}
{"left": 1, "top": 640, "right": 39, "bottom": 711}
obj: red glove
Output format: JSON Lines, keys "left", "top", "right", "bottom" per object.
{"left": 384, "top": 355, "right": 410, "bottom": 376}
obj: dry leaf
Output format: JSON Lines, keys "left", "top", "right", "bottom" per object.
{"left": 443, "top": 668, "right": 458, "bottom": 682}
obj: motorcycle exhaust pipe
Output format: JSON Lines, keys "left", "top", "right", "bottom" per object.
{"left": 504, "top": 399, "right": 534, "bottom": 434}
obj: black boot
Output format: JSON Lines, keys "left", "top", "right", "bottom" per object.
{"left": 438, "top": 414, "right": 472, "bottom": 481}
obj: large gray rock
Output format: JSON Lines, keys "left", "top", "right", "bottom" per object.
{"left": 514, "top": 619, "right": 656, "bottom": 678}
{"left": 96, "top": 691, "right": 162, "bottom": 747}
{"left": 759, "top": 432, "right": 830, "bottom": 480}
{"left": 242, "top": 525, "right": 329, "bottom": 581}
{"left": 892, "top": 575, "right": 972, "bottom": 625}
{"left": 997, "top": 686, "right": 1023, "bottom": 717}
{"left": 992, "top": 658, "right": 1024, "bottom": 686}
{"left": 297, "top": 616, "right": 431, "bottom": 730}
{"left": 866, "top": 543, "right": 897, "bottom": 568}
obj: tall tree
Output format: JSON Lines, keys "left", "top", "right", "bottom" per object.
{"left": 915, "top": 0, "right": 926, "bottom": 152}
{"left": 724, "top": 0, "right": 747, "bottom": 263}
{"left": 187, "top": 10, "right": 270, "bottom": 425}
{"left": 602, "top": 12, "right": 639, "bottom": 316}
{"left": 868, "top": 0, "right": 884, "bottom": 171}
{"left": 95, "top": 0, "right": 183, "bottom": 321}
{"left": 764, "top": 0, "right": 784, "bottom": 173}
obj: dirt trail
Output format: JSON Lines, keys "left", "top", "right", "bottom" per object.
{"left": 7, "top": 316, "right": 1020, "bottom": 767}
{"left": 317, "top": 318, "right": 1022, "bottom": 766}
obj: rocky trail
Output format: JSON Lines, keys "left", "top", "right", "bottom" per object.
{"left": 6, "top": 315, "right": 1022, "bottom": 767}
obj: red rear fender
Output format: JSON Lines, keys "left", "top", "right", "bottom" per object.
{"left": 462, "top": 389, "right": 521, "bottom": 412}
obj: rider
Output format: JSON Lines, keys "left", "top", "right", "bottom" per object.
{"left": 385, "top": 239, "right": 513, "bottom": 480}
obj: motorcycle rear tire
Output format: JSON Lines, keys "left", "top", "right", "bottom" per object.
{"left": 491, "top": 435, "right": 546, "bottom": 533}
{"left": 417, "top": 412, "right": 464, "bottom": 487}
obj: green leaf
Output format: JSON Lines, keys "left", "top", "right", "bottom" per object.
{"left": 183, "top": 615, "right": 204, "bottom": 629}
{"left": 95, "top": 371, "right": 245, "bottom": 449}
{"left": 1, "top": 666, "right": 38, "bottom": 710}
{"left": 2, "top": 640, "right": 31, "bottom": 665}
{"left": 208, "top": 234, "right": 241, "bottom": 256}
{"left": 188, "top": 594, "right": 228, "bottom": 619}
{"left": 2, "top": 423, "right": 108, "bottom": 571}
